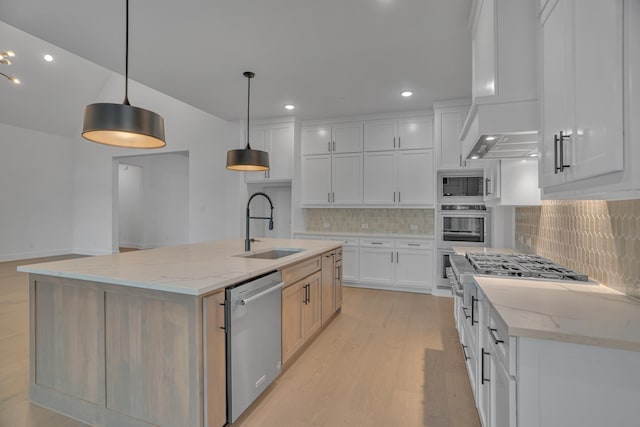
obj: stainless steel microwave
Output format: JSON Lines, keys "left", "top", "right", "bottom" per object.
{"left": 438, "top": 171, "right": 484, "bottom": 203}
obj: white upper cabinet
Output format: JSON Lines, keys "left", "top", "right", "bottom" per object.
{"left": 301, "top": 155, "right": 332, "bottom": 206}
{"left": 483, "top": 159, "right": 541, "bottom": 207}
{"left": 332, "top": 153, "right": 363, "bottom": 205}
{"left": 434, "top": 101, "right": 471, "bottom": 169}
{"left": 539, "top": 0, "right": 624, "bottom": 190}
{"left": 245, "top": 122, "right": 294, "bottom": 183}
{"left": 302, "top": 122, "right": 363, "bottom": 155}
{"left": 364, "top": 116, "right": 433, "bottom": 152}
{"left": 397, "top": 150, "right": 434, "bottom": 207}
{"left": 363, "top": 152, "right": 396, "bottom": 205}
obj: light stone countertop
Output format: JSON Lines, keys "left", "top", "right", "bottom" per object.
{"left": 294, "top": 231, "right": 435, "bottom": 240}
{"left": 475, "top": 276, "right": 640, "bottom": 352}
{"left": 18, "top": 238, "right": 342, "bottom": 296}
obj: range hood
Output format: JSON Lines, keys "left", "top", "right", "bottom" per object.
{"left": 460, "top": 98, "right": 539, "bottom": 160}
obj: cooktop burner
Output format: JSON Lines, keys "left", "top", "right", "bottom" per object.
{"left": 466, "top": 252, "right": 589, "bottom": 282}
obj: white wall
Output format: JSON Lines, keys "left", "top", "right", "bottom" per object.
{"left": 73, "top": 74, "right": 243, "bottom": 255}
{"left": 118, "top": 164, "right": 143, "bottom": 248}
{"left": 0, "top": 123, "right": 74, "bottom": 260}
{"left": 118, "top": 152, "right": 190, "bottom": 249}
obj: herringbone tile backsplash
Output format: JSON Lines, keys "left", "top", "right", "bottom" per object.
{"left": 305, "top": 208, "right": 434, "bottom": 235}
{"left": 516, "top": 200, "right": 640, "bottom": 298}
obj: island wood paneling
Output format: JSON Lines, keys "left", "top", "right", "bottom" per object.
{"left": 104, "top": 290, "right": 196, "bottom": 427}
{"left": 33, "top": 278, "right": 100, "bottom": 404}
{"left": 203, "top": 290, "right": 226, "bottom": 427}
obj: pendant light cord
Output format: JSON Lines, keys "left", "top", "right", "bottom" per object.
{"left": 124, "top": 0, "right": 130, "bottom": 105}
{"left": 246, "top": 74, "right": 251, "bottom": 149}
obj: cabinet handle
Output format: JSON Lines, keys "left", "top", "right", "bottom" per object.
{"left": 486, "top": 178, "right": 491, "bottom": 195}
{"left": 396, "top": 251, "right": 399, "bottom": 263}
{"left": 471, "top": 296, "right": 478, "bottom": 325}
{"left": 393, "top": 136, "right": 396, "bottom": 148}
{"left": 559, "top": 131, "right": 571, "bottom": 172}
{"left": 459, "top": 154, "right": 462, "bottom": 167}
{"left": 462, "top": 306, "right": 471, "bottom": 319}
{"left": 408, "top": 243, "right": 420, "bottom": 247}
{"left": 390, "top": 252, "right": 394, "bottom": 263}
{"left": 461, "top": 343, "right": 470, "bottom": 361}
{"left": 332, "top": 192, "right": 335, "bottom": 203}
{"left": 333, "top": 141, "right": 336, "bottom": 152}
{"left": 328, "top": 192, "right": 331, "bottom": 203}
{"left": 393, "top": 191, "right": 396, "bottom": 202}
{"left": 481, "top": 348, "right": 490, "bottom": 385}
{"left": 398, "top": 192, "right": 401, "bottom": 203}
{"left": 371, "top": 242, "right": 383, "bottom": 245}
{"left": 328, "top": 141, "right": 331, "bottom": 152}
{"left": 487, "top": 327, "right": 504, "bottom": 345}
{"left": 554, "top": 134, "right": 560, "bottom": 174}
{"left": 398, "top": 136, "right": 401, "bottom": 148}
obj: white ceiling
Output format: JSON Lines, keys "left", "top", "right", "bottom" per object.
{"left": 0, "top": 0, "right": 472, "bottom": 128}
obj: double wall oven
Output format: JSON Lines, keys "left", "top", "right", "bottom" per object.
{"left": 436, "top": 171, "right": 491, "bottom": 289}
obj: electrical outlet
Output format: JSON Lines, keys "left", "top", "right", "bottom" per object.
{"left": 361, "top": 223, "right": 369, "bottom": 229}
{"left": 323, "top": 222, "right": 330, "bottom": 229}
{"left": 410, "top": 224, "right": 418, "bottom": 231}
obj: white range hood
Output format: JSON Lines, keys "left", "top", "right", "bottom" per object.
{"left": 460, "top": 97, "right": 539, "bottom": 160}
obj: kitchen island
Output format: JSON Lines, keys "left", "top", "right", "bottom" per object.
{"left": 18, "top": 238, "right": 343, "bottom": 427}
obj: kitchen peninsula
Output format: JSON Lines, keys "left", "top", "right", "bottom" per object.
{"left": 18, "top": 238, "right": 343, "bottom": 427}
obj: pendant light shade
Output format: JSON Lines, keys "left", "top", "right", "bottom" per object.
{"left": 226, "top": 71, "right": 269, "bottom": 171}
{"left": 82, "top": 103, "right": 165, "bottom": 148}
{"left": 82, "top": 0, "right": 166, "bottom": 149}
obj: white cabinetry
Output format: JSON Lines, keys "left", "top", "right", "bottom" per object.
{"left": 358, "top": 239, "right": 434, "bottom": 293}
{"left": 245, "top": 122, "right": 294, "bottom": 183}
{"left": 301, "top": 155, "right": 332, "bottom": 205}
{"left": 539, "top": 0, "right": 624, "bottom": 190}
{"left": 363, "top": 150, "right": 435, "bottom": 207}
{"left": 302, "top": 122, "right": 363, "bottom": 155}
{"left": 483, "top": 160, "right": 501, "bottom": 203}
{"left": 434, "top": 101, "right": 471, "bottom": 169}
{"left": 483, "top": 159, "right": 541, "bottom": 207}
{"left": 364, "top": 116, "right": 433, "bottom": 152}
{"left": 341, "top": 239, "right": 359, "bottom": 282}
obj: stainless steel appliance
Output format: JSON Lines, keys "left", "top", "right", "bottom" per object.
{"left": 440, "top": 205, "right": 489, "bottom": 244}
{"left": 466, "top": 252, "right": 589, "bottom": 281}
{"left": 438, "top": 171, "right": 485, "bottom": 203}
{"left": 226, "top": 271, "right": 283, "bottom": 423}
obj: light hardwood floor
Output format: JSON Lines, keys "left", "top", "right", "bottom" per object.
{"left": 0, "top": 257, "right": 480, "bottom": 427}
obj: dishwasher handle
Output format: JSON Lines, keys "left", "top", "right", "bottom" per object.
{"left": 240, "top": 282, "right": 283, "bottom": 305}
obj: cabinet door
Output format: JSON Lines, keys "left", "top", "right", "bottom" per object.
{"left": 267, "top": 123, "right": 293, "bottom": 180}
{"left": 364, "top": 119, "right": 397, "bottom": 151}
{"left": 473, "top": 0, "right": 497, "bottom": 98}
{"left": 332, "top": 153, "right": 363, "bottom": 205}
{"left": 363, "top": 151, "right": 396, "bottom": 205}
{"left": 204, "top": 291, "right": 226, "bottom": 427}
{"left": 245, "top": 127, "right": 268, "bottom": 182}
{"left": 359, "top": 248, "right": 395, "bottom": 285}
{"left": 333, "top": 122, "right": 363, "bottom": 153}
{"left": 302, "top": 126, "right": 332, "bottom": 155}
{"left": 342, "top": 246, "right": 359, "bottom": 282}
{"left": 397, "top": 150, "right": 434, "bottom": 207}
{"left": 569, "top": 0, "right": 623, "bottom": 181}
{"left": 321, "top": 252, "right": 335, "bottom": 324}
{"left": 540, "top": 0, "right": 570, "bottom": 187}
{"left": 303, "top": 272, "right": 322, "bottom": 338}
{"left": 490, "top": 355, "right": 516, "bottom": 427}
{"left": 302, "top": 155, "right": 332, "bottom": 206}
{"left": 398, "top": 116, "right": 433, "bottom": 150}
{"left": 437, "top": 108, "right": 466, "bottom": 169}
{"left": 282, "top": 282, "right": 304, "bottom": 364}
{"left": 394, "top": 248, "right": 433, "bottom": 290}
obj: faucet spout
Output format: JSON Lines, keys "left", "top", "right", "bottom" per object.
{"left": 246, "top": 192, "right": 275, "bottom": 251}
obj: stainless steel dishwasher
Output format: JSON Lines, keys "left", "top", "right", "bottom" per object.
{"left": 225, "top": 271, "right": 283, "bottom": 423}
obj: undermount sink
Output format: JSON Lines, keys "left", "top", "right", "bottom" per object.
{"left": 237, "top": 248, "right": 305, "bottom": 260}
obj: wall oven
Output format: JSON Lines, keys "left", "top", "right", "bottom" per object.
{"left": 439, "top": 205, "right": 489, "bottom": 245}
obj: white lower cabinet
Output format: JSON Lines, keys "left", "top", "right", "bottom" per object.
{"left": 458, "top": 280, "right": 640, "bottom": 427}
{"left": 341, "top": 244, "right": 359, "bottom": 282}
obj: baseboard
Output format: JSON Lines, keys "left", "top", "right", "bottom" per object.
{"left": 0, "top": 249, "right": 74, "bottom": 262}
{"left": 72, "top": 248, "right": 113, "bottom": 256}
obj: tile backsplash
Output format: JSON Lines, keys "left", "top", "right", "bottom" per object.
{"left": 305, "top": 208, "right": 434, "bottom": 235}
{"left": 516, "top": 200, "right": 640, "bottom": 298}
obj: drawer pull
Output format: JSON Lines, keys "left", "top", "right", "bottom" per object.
{"left": 481, "top": 348, "right": 490, "bottom": 385}
{"left": 461, "top": 306, "right": 471, "bottom": 319}
{"left": 488, "top": 327, "right": 504, "bottom": 344}
{"left": 371, "top": 242, "right": 383, "bottom": 245}
{"left": 461, "top": 344, "right": 470, "bottom": 361}
{"left": 471, "top": 296, "right": 478, "bottom": 325}
{"left": 407, "top": 243, "right": 420, "bottom": 247}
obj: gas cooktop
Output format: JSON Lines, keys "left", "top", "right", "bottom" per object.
{"left": 466, "top": 252, "right": 589, "bottom": 282}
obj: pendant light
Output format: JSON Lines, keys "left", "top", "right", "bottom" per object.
{"left": 82, "top": 0, "right": 166, "bottom": 149}
{"left": 226, "top": 72, "right": 270, "bottom": 171}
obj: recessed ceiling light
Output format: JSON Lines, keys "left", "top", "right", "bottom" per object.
{"left": 10, "top": 77, "right": 20, "bottom": 84}
{"left": 0, "top": 59, "right": 10, "bottom": 65}
{"left": 470, "top": 155, "right": 480, "bottom": 160}
{"left": 528, "top": 152, "right": 540, "bottom": 157}
{"left": 485, "top": 136, "right": 497, "bottom": 141}
{"left": 401, "top": 91, "right": 413, "bottom": 97}
{"left": 7, "top": 51, "right": 15, "bottom": 57}
{"left": 284, "top": 104, "right": 295, "bottom": 110}
{"left": 44, "top": 54, "right": 54, "bottom": 62}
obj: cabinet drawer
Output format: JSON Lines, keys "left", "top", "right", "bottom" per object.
{"left": 394, "top": 240, "right": 433, "bottom": 250}
{"left": 486, "top": 303, "right": 516, "bottom": 376}
{"left": 281, "top": 256, "right": 321, "bottom": 286}
{"left": 360, "top": 238, "right": 394, "bottom": 248}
